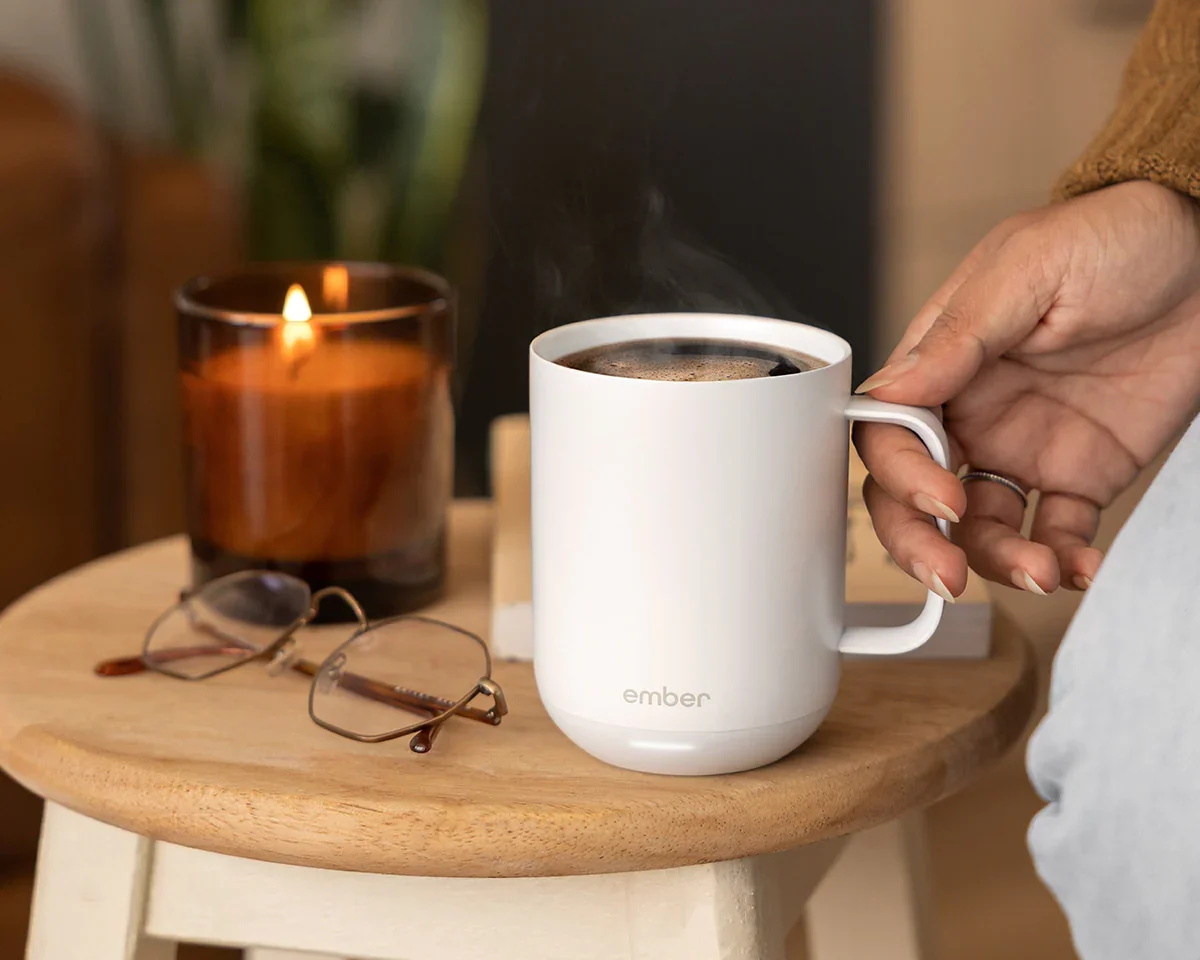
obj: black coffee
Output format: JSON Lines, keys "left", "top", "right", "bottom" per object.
{"left": 557, "top": 337, "right": 826, "bottom": 382}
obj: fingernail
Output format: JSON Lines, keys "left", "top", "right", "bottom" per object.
{"left": 914, "top": 561, "right": 956, "bottom": 603}
{"left": 914, "top": 493, "right": 961, "bottom": 523}
{"left": 1013, "top": 569, "right": 1048, "bottom": 595}
{"left": 855, "top": 353, "right": 920, "bottom": 393}
{"left": 1073, "top": 574, "right": 1093, "bottom": 590}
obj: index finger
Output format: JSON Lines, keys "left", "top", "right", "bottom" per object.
{"left": 887, "top": 213, "right": 1037, "bottom": 364}
{"left": 859, "top": 225, "right": 1065, "bottom": 406}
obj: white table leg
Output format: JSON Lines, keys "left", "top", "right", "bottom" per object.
{"left": 146, "top": 834, "right": 846, "bottom": 960}
{"left": 26, "top": 805, "right": 848, "bottom": 960}
{"left": 25, "top": 803, "right": 175, "bottom": 960}
{"left": 804, "top": 814, "right": 937, "bottom": 960}
{"left": 625, "top": 840, "right": 845, "bottom": 960}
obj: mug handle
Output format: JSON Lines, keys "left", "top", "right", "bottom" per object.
{"left": 839, "top": 396, "right": 952, "bottom": 655}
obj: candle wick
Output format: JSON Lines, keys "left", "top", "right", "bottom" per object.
{"left": 288, "top": 354, "right": 312, "bottom": 381}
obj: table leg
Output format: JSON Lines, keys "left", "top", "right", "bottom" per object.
{"left": 804, "top": 814, "right": 937, "bottom": 960}
{"left": 145, "top": 835, "right": 846, "bottom": 960}
{"left": 624, "top": 839, "right": 845, "bottom": 960}
{"left": 25, "top": 802, "right": 175, "bottom": 960}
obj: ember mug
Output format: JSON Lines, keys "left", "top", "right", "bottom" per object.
{"left": 529, "top": 313, "right": 950, "bottom": 776}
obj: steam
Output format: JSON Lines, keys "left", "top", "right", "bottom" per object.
{"left": 534, "top": 184, "right": 802, "bottom": 328}
{"left": 629, "top": 188, "right": 792, "bottom": 317}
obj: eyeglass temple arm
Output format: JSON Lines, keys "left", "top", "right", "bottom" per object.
{"left": 288, "top": 658, "right": 502, "bottom": 725}
{"left": 94, "top": 645, "right": 255, "bottom": 676}
{"left": 411, "top": 682, "right": 508, "bottom": 750}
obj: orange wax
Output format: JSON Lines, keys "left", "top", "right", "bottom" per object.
{"left": 182, "top": 339, "right": 452, "bottom": 562}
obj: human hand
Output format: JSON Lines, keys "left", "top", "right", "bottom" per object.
{"left": 855, "top": 180, "right": 1200, "bottom": 597}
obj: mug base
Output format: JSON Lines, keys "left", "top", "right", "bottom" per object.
{"left": 544, "top": 703, "right": 830, "bottom": 776}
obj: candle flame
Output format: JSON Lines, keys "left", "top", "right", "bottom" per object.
{"left": 322, "top": 264, "right": 349, "bottom": 312}
{"left": 282, "top": 283, "right": 313, "bottom": 323}
{"left": 281, "top": 283, "right": 315, "bottom": 360}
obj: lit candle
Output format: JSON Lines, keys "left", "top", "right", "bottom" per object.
{"left": 280, "top": 282, "right": 317, "bottom": 366}
{"left": 177, "top": 263, "right": 454, "bottom": 620}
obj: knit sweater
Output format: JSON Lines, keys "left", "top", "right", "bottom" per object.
{"left": 1055, "top": 0, "right": 1200, "bottom": 201}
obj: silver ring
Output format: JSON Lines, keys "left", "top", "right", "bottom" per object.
{"left": 961, "top": 470, "right": 1029, "bottom": 508}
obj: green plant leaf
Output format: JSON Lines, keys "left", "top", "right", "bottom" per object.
{"left": 249, "top": 0, "right": 350, "bottom": 172}
{"left": 140, "top": 0, "right": 209, "bottom": 150}
{"left": 248, "top": 110, "right": 338, "bottom": 260}
{"left": 221, "top": 0, "right": 251, "bottom": 42}
{"left": 351, "top": 85, "right": 406, "bottom": 170}
{"left": 67, "top": 0, "right": 125, "bottom": 130}
{"left": 379, "top": 0, "right": 488, "bottom": 269}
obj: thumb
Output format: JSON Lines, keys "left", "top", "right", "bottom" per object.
{"left": 858, "top": 233, "right": 1065, "bottom": 407}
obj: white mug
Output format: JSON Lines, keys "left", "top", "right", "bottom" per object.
{"left": 529, "top": 313, "right": 950, "bottom": 775}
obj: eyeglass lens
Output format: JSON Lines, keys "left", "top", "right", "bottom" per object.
{"left": 311, "top": 617, "right": 489, "bottom": 739}
{"left": 145, "top": 571, "right": 311, "bottom": 679}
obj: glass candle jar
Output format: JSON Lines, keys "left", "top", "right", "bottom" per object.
{"left": 177, "top": 263, "right": 453, "bottom": 621}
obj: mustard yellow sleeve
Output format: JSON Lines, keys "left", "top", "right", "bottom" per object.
{"left": 1055, "top": 0, "right": 1200, "bottom": 201}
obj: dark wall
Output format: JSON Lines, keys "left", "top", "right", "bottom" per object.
{"left": 458, "top": 1, "right": 877, "bottom": 492}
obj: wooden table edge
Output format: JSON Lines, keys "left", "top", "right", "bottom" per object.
{"left": 0, "top": 625, "right": 1037, "bottom": 878}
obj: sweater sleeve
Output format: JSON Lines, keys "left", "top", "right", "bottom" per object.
{"left": 1054, "top": 0, "right": 1200, "bottom": 201}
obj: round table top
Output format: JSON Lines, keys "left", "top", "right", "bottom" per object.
{"left": 0, "top": 501, "right": 1035, "bottom": 878}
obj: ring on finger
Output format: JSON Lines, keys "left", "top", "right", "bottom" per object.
{"left": 960, "top": 470, "right": 1030, "bottom": 509}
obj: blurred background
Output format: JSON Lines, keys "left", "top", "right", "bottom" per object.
{"left": 0, "top": 0, "right": 1160, "bottom": 956}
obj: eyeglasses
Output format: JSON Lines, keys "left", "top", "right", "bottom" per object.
{"left": 94, "top": 570, "right": 508, "bottom": 753}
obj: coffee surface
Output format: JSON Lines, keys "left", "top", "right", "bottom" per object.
{"left": 557, "top": 337, "right": 826, "bottom": 382}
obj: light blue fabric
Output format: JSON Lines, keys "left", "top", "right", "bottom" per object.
{"left": 1027, "top": 414, "right": 1200, "bottom": 959}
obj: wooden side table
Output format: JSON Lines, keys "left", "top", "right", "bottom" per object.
{"left": 0, "top": 502, "right": 1035, "bottom": 960}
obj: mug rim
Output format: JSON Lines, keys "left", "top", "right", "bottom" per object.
{"left": 529, "top": 313, "right": 853, "bottom": 381}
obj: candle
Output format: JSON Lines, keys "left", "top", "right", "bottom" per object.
{"left": 177, "top": 263, "right": 454, "bottom": 620}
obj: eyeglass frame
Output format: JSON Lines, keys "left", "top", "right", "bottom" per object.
{"left": 96, "top": 572, "right": 508, "bottom": 754}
